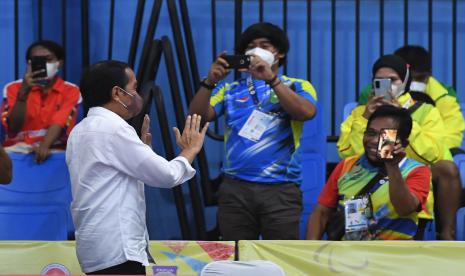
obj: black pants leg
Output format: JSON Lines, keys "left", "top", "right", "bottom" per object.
{"left": 86, "top": 261, "right": 146, "bottom": 275}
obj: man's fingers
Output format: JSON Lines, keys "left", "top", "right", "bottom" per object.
{"left": 216, "top": 57, "right": 229, "bottom": 68}
{"left": 186, "top": 114, "right": 198, "bottom": 137}
{"left": 184, "top": 115, "right": 192, "bottom": 133}
{"left": 142, "top": 114, "right": 150, "bottom": 134}
{"left": 173, "top": 127, "right": 181, "bottom": 142}
{"left": 181, "top": 115, "right": 192, "bottom": 143}
{"left": 194, "top": 114, "right": 201, "bottom": 132}
{"left": 201, "top": 122, "right": 210, "bottom": 135}
{"left": 144, "top": 133, "right": 152, "bottom": 147}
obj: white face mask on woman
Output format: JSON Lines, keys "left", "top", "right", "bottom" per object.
{"left": 390, "top": 67, "right": 410, "bottom": 98}
{"left": 46, "top": 61, "right": 60, "bottom": 78}
{"left": 410, "top": 81, "right": 427, "bottom": 92}
{"left": 245, "top": 47, "right": 276, "bottom": 67}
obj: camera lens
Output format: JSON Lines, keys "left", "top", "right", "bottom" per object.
{"left": 375, "top": 81, "right": 380, "bottom": 89}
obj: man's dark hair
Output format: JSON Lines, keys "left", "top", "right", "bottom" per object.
{"left": 26, "top": 40, "right": 65, "bottom": 61}
{"left": 367, "top": 105, "right": 412, "bottom": 147}
{"left": 79, "top": 60, "right": 130, "bottom": 109}
{"left": 235, "top": 22, "right": 289, "bottom": 66}
{"left": 394, "top": 45, "right": 431, "bottom": 74}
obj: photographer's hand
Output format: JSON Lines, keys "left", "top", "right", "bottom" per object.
{"left": 206, "top": 52, "right": 231, "bottom": 84}
{"left": 383, "top": 139, "right": 406, "bottom": 166}
{"left": 248, "top": 55, "right": 274, "bottom": 81}
{"left": 363, "top": 95, "right": 392, "bottom": 119}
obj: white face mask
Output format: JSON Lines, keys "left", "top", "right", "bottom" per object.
{"left": 390, "top": 67, "right": 410, "bottom": 98}
{"left": 245, "top": 47, "right": 276, "bottom": 67}
{"left": 410, "top": 81, "right": 427, "bottom": 92}
{"left": 391, "top": 84, "right": 402, "bottom": 97}
{"left": 46, "top": 62, "right": 60, "bottom": 78}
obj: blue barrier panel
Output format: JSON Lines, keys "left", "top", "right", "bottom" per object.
{"left": 299, "top": 153, "right": 326, "bottom": 239}
{"left": 343, "top": 102, "right": 358, "bottom": 120}
{"left": 453, "top": 154, "right": 465, "bottom": 189}
{"left": 0, "top": 152, "right": 73, "bottom": 240}
{"left": 456, "top": 207, "right": 465, "bottom": 241}
{"left": 299, "top": 103, "right": 326, "bottom": 239}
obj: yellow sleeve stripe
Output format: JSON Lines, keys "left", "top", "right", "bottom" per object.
{"left": 209, "top": 83, "right": 230, "bottom": 107}
{"left": 282, "top": 75, "right": 318, "bottom": 101}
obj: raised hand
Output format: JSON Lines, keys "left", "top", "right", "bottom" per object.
{"left": 141, "top": 114, "right": 152, "bottom": 148}
{"left": 172, "top": 114, "right": 209, "bottom": 163}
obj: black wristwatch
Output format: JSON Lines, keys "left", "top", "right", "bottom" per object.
{"left": 200, "top": 78, "right": 216, "bottom": 90}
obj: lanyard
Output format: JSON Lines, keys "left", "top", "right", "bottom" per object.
{"left": 246, "top": 76, "right": 261, "bottom": 107}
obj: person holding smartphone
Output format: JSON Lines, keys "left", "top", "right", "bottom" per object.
{"left": 308, "top": 105, "right": 430, "bottom": 240}
{"left": 189, "top": 22, "right": 318, "bottom": 241}
{"left": 338, "top": 54, "right": 460, "bottom": 240}
{"left": 1, "top": 40, "right": 80, "bottom": 164}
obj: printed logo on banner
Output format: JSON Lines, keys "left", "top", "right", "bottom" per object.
{"left": 40, "top": 263, "right": 70, "bottom": 275}
{"left": 152, "top": 265, "right": 177, "bottom": 275}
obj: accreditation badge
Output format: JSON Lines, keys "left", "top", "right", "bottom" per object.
{"left": 344, "top": 197, "right": 370, "bottom": 233}
{"left": 238, "top": 109, "right": 274, "bottom": 142}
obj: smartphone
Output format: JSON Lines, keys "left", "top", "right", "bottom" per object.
{"left": 223, "top": 55, "right": 251, "bottom": 69}
{"left": 31, "top": 56, "right": 48, "bottom": 78}
{"left": 373, "top": 78, "right": 392, "bottom": 100}
{"left": 377, "top": 128, "right": 398, "bottom": 159}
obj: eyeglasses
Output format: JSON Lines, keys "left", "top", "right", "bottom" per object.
{"left": 364, "top": 129, "right": 381, "bottom": 138}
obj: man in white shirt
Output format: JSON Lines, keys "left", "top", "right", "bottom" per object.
{"left": 66, "top": 60, "right": 208, "bottom": 275}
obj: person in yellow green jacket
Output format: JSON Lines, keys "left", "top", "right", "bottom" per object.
{"left": 338, "top": 54, "right": 461, "bottom": 240}
{"left": 358, "top": 45, "right": 465, "bottom": 150}
{"left": 307, "top": 105, "right": 430, "bottom": 240}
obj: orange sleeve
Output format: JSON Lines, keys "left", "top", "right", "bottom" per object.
{"left": 2, "top": 83, "right": 20, "bottom": 131}
{"left": 317, "top": 160, "right": 345, "bottom": 208}
{"left": 405, "top": 166, "right": 431, "bottom": 211}
{"left": 49, "top": 85, "right": 80, "bottom": 127}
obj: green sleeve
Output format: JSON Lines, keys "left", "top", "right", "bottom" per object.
{"left": 358, "top": 84, "right": 373, "bottom": 105}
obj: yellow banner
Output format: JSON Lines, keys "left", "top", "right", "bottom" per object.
{"left": 148, "top": 241, "right": 235, "bottom": 275}
{"left": 238, "top": 240, "right": 465, "bottom": 275}
{"left": 0, "top": 240, "right": 235, "bottom": 275}
{"left": 0, "top": 241, "right": 81, "bottom": 274}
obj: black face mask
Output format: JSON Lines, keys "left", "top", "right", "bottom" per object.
{"left": 116, "top": 87, "right": 143, "bottom": 118}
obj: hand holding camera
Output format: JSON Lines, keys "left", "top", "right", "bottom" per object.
{"left": 205, "top": 52, "right": 232, "bottom": 85}
{"left": 22, "top": 57, "right": 48, "bottom": 90}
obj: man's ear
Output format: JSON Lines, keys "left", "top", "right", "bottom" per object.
{"left": 111, "top": 86, "right": 120, "bottom": 101}
{"left": 402, "top": 138, "right": 409, "bottom": 148}
{"left": 276, "top": 53, "right": 285, "bottom": 62}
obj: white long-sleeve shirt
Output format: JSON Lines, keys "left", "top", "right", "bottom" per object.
{"left": 66, "top": 107, "right": 195, "bottom": 273}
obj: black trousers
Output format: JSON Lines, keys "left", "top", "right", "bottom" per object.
{"left": 86, "top": 261, "right": 146, "bottom": 275}
{"left": 217, "top": 176, "right": 302, "bottom": 241}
